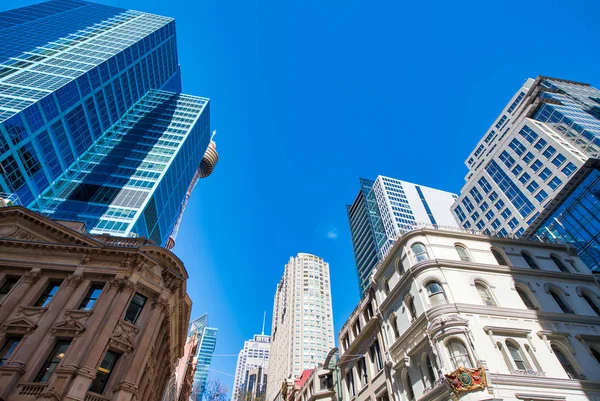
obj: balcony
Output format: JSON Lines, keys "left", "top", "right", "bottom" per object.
{"left": 510, "top": 369, "right": 546, "bottom": 377}
{"left": 85, "top": 391, "right": 111, "bottom": 401}
{"left": 18, "top": 383, "right": 47, "bottom": 396}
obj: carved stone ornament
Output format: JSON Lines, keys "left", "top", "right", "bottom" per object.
{"left": 51, "top": 310, "right": 91, "bottom": 337}
{"left": 108, "top": 278, "right": 135, "bottom": 293}
{"left": 21, "top": 270, "right": 42, "bottom": 285}
{"left": 35, "top": 389, "right": 61, "bottom": 400}
{"left": 64, "top": 274, "right": 84, "bottom": 288}
{"left": 17, "top": 305, "right": 47, "bottom": 320}
{"left": 152, "top": 297, "right": 170, "bottom": 313}
{"left": 2, "top": 318, "right": 36, "bottom": 336}
{"left": 427, "top": 314, "right": 469, "bottom": 338}
{"left": 109, "top": 320, "right": 140, "bottom": 354}
{"left": 3, "top": 226, "right": 43, "bottom": 242}
{"left": 445, "top": 366, "right": 487, "bottom": 394}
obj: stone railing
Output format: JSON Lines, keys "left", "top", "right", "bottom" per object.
{"left": 423, "top": 377, "right": 447, "bottom": 394}
{"left": 85, "top": 391, "right": 112, "bottom": 401}
{"left": 511, "top": 369, "right": 546, "bottom": 377}
{"left": 18, "top": 383, "right": 48, "bottom": 396}
{"left": 98, "top": 235, "right": 152, "bottom": 248}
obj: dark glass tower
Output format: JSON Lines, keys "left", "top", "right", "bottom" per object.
{"left": 0, "top": 0, "right": 211, "bottom": 246}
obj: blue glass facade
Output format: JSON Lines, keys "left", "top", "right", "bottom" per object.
{"left": 530, "top": 164, "right": 600, "bottom": 271}
{"left": 188, "top": 314, "right": 218, "bottom": 401}
{"left": 0, "top": 0, "right": 211, "bottom": 246}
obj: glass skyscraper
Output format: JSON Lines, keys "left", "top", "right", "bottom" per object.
{"left": 0, "top": 0, "right": 211, "bottom": 246}
{"left": 188, "top": 314, "right": 218, "bottom": 401}
{"left": 347, "top": 176, "right": 458, "bottom": 294}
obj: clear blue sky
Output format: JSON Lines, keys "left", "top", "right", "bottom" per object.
{"left": 3, "top": 0, "right": 600, "bottom": 394}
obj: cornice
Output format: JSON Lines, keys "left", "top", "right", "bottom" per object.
{"left": 339, "top": 317, "right": 380, "bottom": 362}
{"left": 489, "top": 373, "right": 600, "bottom": 390}
{"left": 388, "top": 314, "right": 427, "bottom": 357}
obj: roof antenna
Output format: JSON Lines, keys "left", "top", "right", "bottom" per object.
{"left": 211, "top": 130, "right": 217, "bottom": 140}
{"left": 262, "top": 311, "right": 266, "bottom": 335}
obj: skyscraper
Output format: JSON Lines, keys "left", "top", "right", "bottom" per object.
{"left": 0, "top": 0, "right": 215, "bottom": 246}
{"left": 188, "top": 314, "right": 219, "bottom": 401}
{"left": 232, "top": 330, "right": 270, "bottom": 401}
{"left": 347, "top": 176, "right": 458, "bottom": 294}
{"left": 266, "top": 253, "right": 335, "bottom": 401}
{"left": 451, "top": 77, "right": 599, "bottom": 239}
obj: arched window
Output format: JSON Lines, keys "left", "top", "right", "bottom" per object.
{"left": 581, "top": 292, "right": 600, "bottom": 316}
{"left": 591, "top": 347, "right": 600, "bottom": 364}
{"left": 549, "top": 289, "right": 574, "bottom": 314}
{"left": 447, "top": 339, "right": 472, "bottom": 369}
{"left": 422, "top": 353, "right": 436, "bottom": 385}
{"left": 390, "top": 314, "right": 400, "bottom": 339}
{"left": 521, "top": 252, "right": 540, "bottom": 270}
{"left": 551, "top": 255, "right": 569, "bottom": 273}
{"left": 475, "top": 282, "right": 496, "bottom": 306}
{"left": 491, "top": 248, "right": 508, "bottom": 266}
{"left": 516, "top": 286, "right": 537, "bottom": 310}
{"left": 402, "top": 371, "right": 415, "bottom": 401}
{"left": 406, "top": 296, "right": 417, "bottom": 321}
{"left": 383, "top": 278, "right": 390, "bottom": 296}
{"left": 395, "top": 258, "right": 405, "bottom": 275}
{"left": 425, "top": 281, "right": 446, "bottom": 305}
{"left": 412, "top": 243, "right": 429, "bottom": 262}
{"left": 455, "top": 245, "right": 471, "bottom": 262}
{"left": 506, "top": 341, "right": 527, "bottom": 370}
{"left": 551, "top": 344, "right": 578, "bottom": 379}
{"left": 524, "top": 344, "right": 543, "bottom": 372}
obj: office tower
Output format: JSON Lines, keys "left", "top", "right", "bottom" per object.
{"left": 0, "top": 0, "right": 214, "bottom": 247}
{"left": 232, "top": 325, "right": 271, "bottom": 401}
{"left": 266, "top": 253, "right": 335, "bottom": 401}
{"left": 0, "top": 205, "right": 191, "bottom": 401}
{"left": 188, "top": 314, "right": 218, "bottom": 401}
{"left": 338, "top": 226, "right": 600, "bottom": 401}
{"left": 346, "top": 176, "right": 459, "bottom": 294}
{"left": 452, "top": 77, "right": 600, "bottom": 240}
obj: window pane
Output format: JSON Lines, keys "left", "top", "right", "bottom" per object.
{"left": 124, "top": 293, "right": 147, "bottom": 323}
{"left": 35, "top": 341, "right": 71, "bottom": 382}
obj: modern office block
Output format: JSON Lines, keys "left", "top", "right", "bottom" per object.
{"left": 347, "top": 176, "right": 458, "bottom": 294}
{"left": 266, "top": 253, "right": 335, "bottom": 401}
{"left": 187, "top": 314, "right": 218, "bottom": 401}
{"left": 452, "top": 77, "right": 600, "bottom": 239}
{"left": 232, "top": 332, "right": 270, "bottom": 401}
{"left": 525, "top": 158, "right": 600, "bottom": 271}
{"left": 0, "top": 0, "right": 213, "bottom": 246}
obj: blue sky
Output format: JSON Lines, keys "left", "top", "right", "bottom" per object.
{"left": 4, "top": 0, "right": 600, "bottom": 394}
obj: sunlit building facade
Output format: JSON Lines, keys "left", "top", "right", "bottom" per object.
{"left": 188, "top": 314, "right": 218, "bottom": 401}
{"left": 233, "top": 333, "right": 270, "bottom": 401}
{"left": 347, "top": 176, "right": 458, "bottom": 294}
{"left": 0, "top": 0, "right": 212, "bottom": 246}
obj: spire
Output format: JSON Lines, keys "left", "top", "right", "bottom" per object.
{"left": 262, "top": 311, "right": 266, "bottom": 335}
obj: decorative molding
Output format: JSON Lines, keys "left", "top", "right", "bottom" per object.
{"left": 2, "top": 317, "right": 36, "bottom": 335}
{"left": 64, "top": 274, "right": 84, "bottom": 288}
{"left": 445, "top": 366, "right": 487, "bottom": 394}
{"left": 107, "top": 278, "right": 135, "bottom": 293}
{"left": 515, "top": 394, "right": 565, "bottom": 401}
{"left": 151, "top": 297, "right": 170, "bottom": 313}
{"left": 21, "top": 270, "right": 42, "bottom": 285}
{"left": 109, "top": 320, "right": 140, "bottom": 355}
{"left": 482, "top": 326, "right": 531, "bottom": 337}
{"left": 17, "top": 306, "right": 47, "bottom": 319}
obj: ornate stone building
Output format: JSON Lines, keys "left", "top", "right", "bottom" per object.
{"left": 339, "top": 226, "right": 600, "bottom": 401}
{"left": 0, "top": 206, "right": 191, "bottom": 401}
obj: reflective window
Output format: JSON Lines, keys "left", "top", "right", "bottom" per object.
{"left": 79, "top": 284, "right": 103, "bottom": 310}
{"left": 35, "top": 281, "right": 62, "bottom": 307}
{"left": 455, "top": 245, "right": 471, "bottom": 262}
{"left": 447, "top": 339, "right": 472, "bottom": 369}
{"left": 89, "top": 350, "right": 119, "bottom": 394}
{"left": 516, "top": 287, "right": 536, "bottom": 310}
{"left": 475, "top": 283, "right": 496, "bottom": 306}
{"left": 552, "top": 345, "right": 578, "bottom": 379}
{"left": 550, "top": 290, "right": 573, "bottom": 314}
{"left": 521, "top": 252, "right": 540, "bottom": 269}
{"left": 551, "top": 255, "right": 569, "bottom": 272}
{"left": 0, "top": 337, "right": 21, "bottom": 366}
{"left": 412, "top": 243, "right": 429, "bottom": 262}
{"left": 582, "top": 293, "right": 600, "bottom": 316}
{"left": 491, "top": 248, "right": 508, "bottom": 266}
{"left": 35, "top": 341, "right": 71, "bottom": 382}
{"left": 123, "top": 293, "right": 146, "bottom": 324}
{"left": 0, "top": 278, "right": 18, "bottom": 303}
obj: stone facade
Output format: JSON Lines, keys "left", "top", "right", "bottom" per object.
{"left": 339, "top": 227, "right": 600, "bottom": 401}
{"left": 0, "top": 206, "right": 192, "bottom": 401}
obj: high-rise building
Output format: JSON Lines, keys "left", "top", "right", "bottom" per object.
{"left": 451, "top": 76, "right": 600, "bottom": 239}
{"left": 232, "top": 328, "right": 270, "bottom": 401}
{"left": 266, "top": 253, "right": 335, "bottom": 401}
{"left": 188, "top": 314, "right": 218, "bottom": 401}
{"left": 0, "top": 0, "right": 216, "bottom": 247}
{"left": 346, "top": 176, "right": 459, "bottom": 294}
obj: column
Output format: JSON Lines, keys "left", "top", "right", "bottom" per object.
{"left": 0, "top": 273, "right": 81, "bottom": 400}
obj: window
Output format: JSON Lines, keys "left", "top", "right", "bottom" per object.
{"left": 123, "top": 293, "right": 147, "bottom": 324}
{"left": 539, "top": 168, "right": 552, "bottom": 181}
{"left": 531, "top": 160, "right": 543, "bottom": 172}
{"left": 424, "top": 354, "right": 436, "bottom": 385}
{"left": 550, "top": 289, "right": 573, "bottom": 314}
{"left": 412, "top": 243, "right": 429, "bottom": 262}
{"left": 390, "top": 314, "right": 400, "bottom": 338}
{"left": 0, "top": 277, "right": 18, "bottom": 303}
{"left": 506, "top": 341, "right": 527, "bottom": 370}
{"left": 551, "top": 255, "right": 569, "bottom": 273}
{"left": 79, "top": 284, "right": 103, "bottom": 310}
{"left": 552, "top": 154, "right": 566, "bottom": 167}
{"left": 485, "top": 210, "right": 495, "bottom": 221}
{"left": 534, "top": 138, "right": 547, "bottom": 150}
{"left": 475, "top": 282, "right": 496, "bottom": 306}
{"left": 500, "top": 151, "right": 515, "bottom": 168}
{"left": 519, "top": 172, "right": 531, "bottom": 184}
{"left": 35, "top": 340, "right": 71, "bottom": 382}
{"left": 509, "top": 139, "right": 526, "bottom": 156}
{"left": 591, "top": 347, "right": 600, "bottom": 364}
{"left": 491, "top": 219, "right": 501, "bottom": 229}
{"left": 548, "top": 176, "right": 563, "bottom": 190}
{"left": 345, "top": 370, "right": 356, "bottom": 398}
{"left": 494, "top": 199, "right": 505, "bottom": 211}
{"left": 582, "top": 292, "right": 600, "bottom": 316}
{"left": 426, "top": 282, "right": 446, "bottom": 305}
{"left": 455, "top": 245, "right": 471, "bottom": 262}
{"left": 542, "top": 146, "right": 556, "bottom": 159}
{"left": 523, "top": 152, "right": 535, "bottom": 164}
{"left": 89, "top": 350, "right": 119, "bottom": 394}
{"left": 370, "top": 340, "right": 383, "bottom": 372}
{"left": 526, "top": 181, "right": 539, "bottom": 194}
{"left": 480, "top": 202, "right": 489, "bottom": 212}
{"left": 489, "top": 191, "right": 498, "bottom": 201}
{"left": 462, "top": 198, "right": 474, "bottom": 213}
{"left": 521, "top": 252, "right": 539, "bottom": 269}
{"left": 403, "top": 371, "right": 415, "bottom": 401}
{"left": 501, "top": 208, "right": 512, "bottom": 219}
{"left": 470, "top": 187, "right": 483, "bottom": 203}
{"left": 562, "top": 162, "right": 577, "bottom": 176}
{"left": 508, "top": 218, "right": 519, "bottom": 229}
{"left": 357, "top": 357, "right": 368, "bottom": 386}
{"left": 519, "top": 125, "right": 538, "bottom": 143}
{"left": 491, "top": 248, "right": 508, "bottom": 266}
{"left": 406, "top": 296, "right": 418, "bottom": 319}
{"left": 478, "top": 177, "right": 492, "bottom": 193}
{"left": 35, "top": 281, "right": 62, "bottom": 307}
{"left": 551, "top": 345, "right": 578, "bottom": 379}
{"left": 382, "top": 278, "right": 390, "bottom": 296}
{"left": 0, "top": 337, "right": 21, "bottom": 366}
{"left": 447, "top": 339, "right": 472, "bottom": 369}
{"left": 512, "top": 165, "right": 523, "bottom": 176}
{"left": 535, "top": 190, "right": 548, "bottom": 202}
{"left": 516, "top": 286, "right": 537, "bottom": 310}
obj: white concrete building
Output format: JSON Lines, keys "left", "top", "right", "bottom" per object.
{"left": 452, "top": 77, "right": 600, "bottom": 237}
{"left": 266, "top": 253, "right": 336, "bottom": 401}
{"left": 233, "top": 333, "right": 271, "bottom": 401}
{"left": 339, "top": 226, "right": 600, "bottom": 401}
